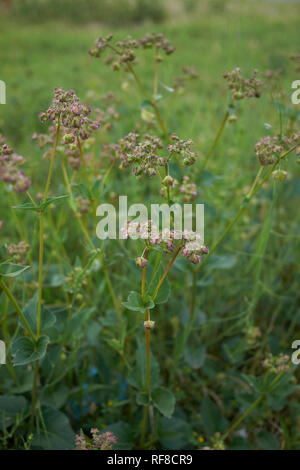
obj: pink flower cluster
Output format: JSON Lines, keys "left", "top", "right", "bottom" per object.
{"left": 89, "top": 33, "right": 175, "bottom": 70}
{"left": 7, "top": 241, "right": 30, "bottom": 265}
{"left": 39, "top": 88, "right": 101, "bottom": 141}
{"left": 223, "top": 68, "right": 262, "bottom": 100}
{"left": 0, "top": 135, "right": 30, "bottom": 193}
{"left": 255, "top": 133, "right": 300, "bottom": 166}
{"left": 122, "top": 220, "right": 209, "bottom": 265}
{"left": 75, "top": 428, "right": 117, "bottom": 450}
{"left": 118, "top": 132, "right": 166, "bottom": 177}
{"left": 167, "top": 134, "right": 198, "bottom": 167}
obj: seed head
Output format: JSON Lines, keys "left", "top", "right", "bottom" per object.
{"left": 272, "top": 169, "right": 288, "bottom": 181}
{"left": 135, "top": 256, "right": 148, "bottom": 268}
{"left": 144, "top": 320, "right": 155, "bottom": 330}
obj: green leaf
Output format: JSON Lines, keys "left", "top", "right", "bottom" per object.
{"left": 101, "top": 421, "right": 134, "bottom": 450}
{"left": 11, "top": 335, "right": 50, "bottom": 366}
{"left": 184, "top": 343, "right": 206, "bottom": 369}
{"left": 41, "top": 384, "right": 69, "bottom": 409}
{"left": 140, "top": 99, "right": 152, "bottom": 109}
{"left": 157, "top": 417, "right": 192, "bottom": 450}
{"left": 127, "top": 340, "right": 159, "bottom": 390}
{"left": 136, "top": 391, "right": 150, "bottom": 407}
{"left": 13, "top": 195, "right": 69, "bottom": 212}
{"left": 152, "top": 387, "right": 175, "bottom": 418}
{"left": 0, "top": 395, "right": 28, "bottom": 431}
{"left": 12, "top": 202, "right": 38, "bottom": 211}
{"left": 19, "top": 292, "right": 56, "bottom": 333}
{"left": 222, "top": 336, "right": 246, "bottom": 364}
{"left": 31, "top": 407, "right": 74, "bottom": 450}
{"left": 0, "top": 262, "right": 30, "bottom": 278}
{"left": 122, "top": 291, "right": 154, "bottom": 313}
{"left": 207, "top": 254, "right": 237, "bottom": 271}
{"left": 72, "top": 182, "right": 91, "bottom": 199}
{"left": 257, "top": 431, "right": 280, "bottom": 450}
{"left": 106, "top": 338, "right": 123, "bottom": 353}
{"left": 147, "top": 263, "right": 170, "bottom": 304}
{"left": 201, "top": 396, "right": 228, "bottom": 436}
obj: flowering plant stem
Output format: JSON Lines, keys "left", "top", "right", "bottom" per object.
{"left": 76, "top": 138, "right": 122, "bottom": 320}
{"left": 0, "top": 279, "right": 35, "bottom": 340}
{"left": 31, "top": 121, "right": 60, "bottom": 426}
{"left": 140, "top": 308, "right": 151, "bottom": 447}
{"left": 61, "top": 155, "right": 123, "bottom": 323}
{"left": 195, "top": 144, "right": 297, "bottom": 275}
{"left": 126, "top": 63, "right": 170, "bottom": 143}
{"left": 140, "top": 249, "right": 150, "bottom": 446}
{"left": 198, "top": 109, "right": 229, "bottom": 176}
{"left": 151, "top": 245, "right": 182, "bottom": 301}
{"left": 174, "top": 145, "right": 298, "bottom": 380}
{"left": 153, "top": 47, "right": 159, "bottom": 101}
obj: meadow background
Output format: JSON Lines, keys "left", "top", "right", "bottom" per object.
{"left": 0, "top": 0, "right": 299, "bottom": 450}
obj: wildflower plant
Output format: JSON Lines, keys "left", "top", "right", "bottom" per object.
{"left": 0, "top": 25, "right": 299, "bottom": 452}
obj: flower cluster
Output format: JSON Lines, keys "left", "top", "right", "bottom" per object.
{"left": 173, "top": 66, "right": 199, "bottom": 93}
{"left": 122, "top": 220, "right": 208, "bottom": 265}
{"left": 272, "top": 169, "right": 288, "bottom": 182}
{"left": 223, "top": 68, "right": 262, "bottom": 100}
{"left": 288, "top": 132, "right": 300, "bottom": 156}
{"left": 254, "top": 136, "right": 283, "bottom": 166}
{"left": 262, "top": 353, "right": 290, "bottom": 374}
{"left": 0, "top": 136, "right": 31, "bottom": 193}
{"left": 167, "top": 134, "right": 198, "bottom": 166}
{"left": 255, "top": 133, "right": 300, "bottom": 166}
{"left": 89, "top": 34, "right": 114, "bottom": 58}
{"left": 89, "top": 33, "right": 175, "bottom": 70}
{"left": 118, "top": 133, "right": 166, "bottom": 176}
{"left": 246, "top": 326, "right": 261, "bottom": 346}
{"left": 75, "top": 429, "right": 117, "bottom": 450}
{"left": 89, "top": 34, "right": 137, "bottom": 69}
{"left": 65, "top": 266, "right": 89, "bottom": 294}
{"left": 181, "top": 231, "right": 209, "bottom": 264}
{"left": 144, "top": 320, "right": 155, "bottom": 330}
{"left": 139, "top": 32, "right": 175, "bottom": 56}
{"left": 32, "top": 131, "right": 53, "bottom": 149}
{"left": 39, "top": 88, "right": 101, "bottom": 141}
{"left": 95, "top": 105, "right": 120, "bottom": 132}
{"left": 179, "top": 175, "right": 197, "bottom": 202}
{"left": 7, "top": 241, "right": 30, "bottom": 265}
{"left": 76, "top": 196, "right": 90, "bottom": 216}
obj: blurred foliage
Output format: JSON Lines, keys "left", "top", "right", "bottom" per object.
{"left": 4, "top": 0, "right": 166, "bottom": 25}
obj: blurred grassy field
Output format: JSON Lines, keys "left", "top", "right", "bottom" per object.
{"left": 1, "top": 0, "right": 299, "bottom": 280}
{"left": 0, "top": 0, "right": 300, "bottom": 450}
{"left": 1, "top": 1, "right": 300, "bottom": 226}
{"left": 1, "top": 0, "right": 300, "bottom": 152}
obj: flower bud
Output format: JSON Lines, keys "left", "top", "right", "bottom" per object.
{"left": 144, "top": 320, "right": 155, "bottom": 330}
{"left": 63, "top": 133, "right": 75, "bottom": 144}
{"left": 162, "top": 175, "right": 174, "bottom": 187}
{"left": 233, "top": 91, "right": 243, "bottom": 100}
{"left": 228, "top": 114, "right": 237, "bottom": 123}
{"left": 112, "top": 62, "right": 120, "bottom": 71}
{"left": 272, "top": 169, "right": 288, "bottom": 181}
{"left": 135, "top": 256, "right": 148, "bottom": 268}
